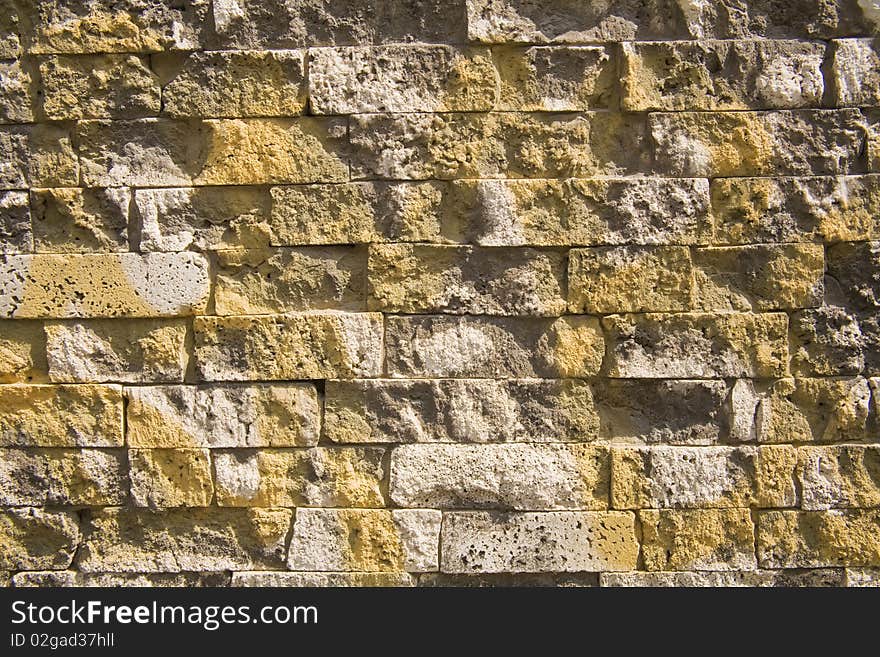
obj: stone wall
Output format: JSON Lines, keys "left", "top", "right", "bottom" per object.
{"left": 2, "top": 0, "right": 880, "bottom": 587}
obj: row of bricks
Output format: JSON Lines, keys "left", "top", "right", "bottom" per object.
{"left": 3, "top": 110, "right": 880, "bottom": 189}
{"left": 0, "top": 378, "right": 876, "bottom": 446}
{"left": 2, "top": 443, "right": 879, "bottom": 510}
{"left": 4, "top": 175, "right": 880, "bottom": 255}
{"left": 4, "top": 505, "right": 880, "bottom": 572}
{"left": 4, "top": 39, "right": 880, "bottom": 122}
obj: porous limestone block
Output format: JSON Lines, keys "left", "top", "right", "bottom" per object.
{"left": 846, "top": 568, "right": 880, "bottom": 587}
{"left": 385, "top": 315, "right": 604, "bottom": 378}
{"left": 612, "top": 446, "right": 797, "bottom": 509}
{"left": 324, "top": 378, "right": 599, "bottom": 444}
{"left": 0, "top": 191, "right": 31, "bottom": 253}
{"left": 758, "top": 510, "right": 880, "bottom": 568}
{"left": 494, "top": 45, "right": 615, "bottom": 111}
{"left": 0, "top": 125, "right": 78, "bottom": 189}
{"left": 288, "top": 508, "right": 442, "bottom": 572}
{"left": 603, "top": 312, "right": 789, "bottom": 378}
{"left": 215, "top": 247, "right": 367, "bottom": 314}
{"left": 650, "top": 110, "right": 865, "bottom": 177}
{"left": 24, "top": 0, "right": 208, "bottom": 53}
{"left": 827, "top": 241, "right": 880, "bottom": 373}
{"left": 601, "top": 570, "right": 845, "bottom": 587}
{"left": 77, "top": 507, "right": 293, "bottom": 572}
{"left": 39, "top": 55, "right": 160, "bottom": 119}
{"left": 0, "top": 508, "right": 80, "bottom": 570}
{"left": 45, "top": 319, "right": 188, "bottom": 383}
{"left": 125, "top": 384, "right": 320, "bottom": 448}
{"left": 368, "top": 244, "right": 565, "bottom": 315}
{"left": 622, "top": 40, "right": 824, "bottom": 110}
{"left": 692, "top": 244, "right": 824, "bottom": 311}
{"left": 465, "top": 0, "right": 849, "bottom": 42}
{"left": 757, "top": 377, "right": 871, "bottom": 443}
{"left": 789, "top": 307, "right": 864, "bottom": 376}
{"left": 592, "top": 379, "right": 729, "bottom": 445}
{"left": 213, "top": 447, "right": 386, "bottom": 507}
{"left": 641, "top": 509, "right": 757, "bottom": 571}
{"left": 163, "top": 50, "right": 307, "bottom": 117}
{"left": 0, "top": 253, "right": 210, "bottom": 318}
{"left": 0, "top": 320, "right": 45, "bottom": 382}
{"left": 309, "top": 46, "right": 497, "bottom": 113}
{"left": 13, "top": 572, "right": 230, "bottom": 587}
{"left": 0, "top": 384, "right": 123, "bottom": 447}
{"left": 832, "top": 38, "right": 880, "bottom": 106}
{"left": 194, "top": 118, "right": 349, "bottom": 185}
{"left": 30, "top": 188, "right": 129, "bottom": 253}
{"left": 390, "top": 443, "right": 608, "bottom": 510}
{"left": 0, "top": 59, "right": 33, "bottom": 123}
{"left": 797, "top": 446, "right": 880, "bottom": 510}
{"left": 76, "top": 119, "right": 195, "bottom": 187}
{"left": 211, "top": 0, "right": 466, "bottom": 48}
{"left": 135, "top": 187, "right": 271, "bottom": 252}
{"left": 568, "top": 246, "right": 693, "bottom": 313}
{"left": 129, "top": 448, "right": 213, "bottom": 508}
{"left": 0, "top": 448, "right": 126, "bottom": 505}
{"left": 268, "top": 182, "right": 447, "bottom": 245}
{"left": 232, "top": 572, "right": 415, "bottom": 587}
{"left": 350, "top": 112, "right": 647, "bottom": 180}
{"left": 711, "top": 176, "right": 880, "bottom": 245}
{"left": 193, "top": 313, "right": 384, "bottom": 381}
{"left": 440, "top": 511, "right": 638, "bottom": 573}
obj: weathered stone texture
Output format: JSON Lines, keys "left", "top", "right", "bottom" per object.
{"left": 0, "top": 508, "right": 80, "bottom": 570}
{"left": 214, "top": 447, "right": 386, "bottom": 507}
{"left": 78, "top": 507, "right": 293, "bottom": 572}
{"left": 386, "top": 315, "right": 604, "bottom": 378}
{"left": 603, "top": 312, "right": 789, "bottom": 378}
{"left": 0, "top": 384, "right": 123, "bottom": 447}
{"left": 30, "top": 188, "right": 129, "bottom": 253}
{"left": 622, "top": 40, "right": 825, "bottom": 111}
{"left": 440, "top": 511, "right": 638, "bottom": 573}
{"left": 641, "top": 509, "right": 757, "bottom": 571}
{"left": 129, "top": 448, "right": 213, "bottom": 508}
{"left": 368, "top": 244, "right": 565, "bottom": 315}
{"left": 194, "top": 313, "right": 384, "bottom": 380}
{"left": 390, "top": 444, "right": 609, "bottom": 510}
{"left": 325, "top": 378, "right": 599, "bottom": 444}
{"left": 758, "top": 510, "right": 880, "bottom": 568}
{"left": 0, "top": 125, "right": 78, "bottom": 189}
{"left": 0, "top": 191, "right": 31, "bottom": 253}
{"left": 126, "top": 384, "right": 320, "bottom": 448}
{"left": 289, "top": 508, "right": 441, "bottom": 572}
{"left": 0, "top": 253, "right": 210, "bottom": 318}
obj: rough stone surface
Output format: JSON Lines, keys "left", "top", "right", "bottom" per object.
{"left": 622, "top": 40, "right": 825, "bottom": 111}
{"left": 832, "top": 38, "right": 880, "bottom": 106}
{"left": 650, "top": 110, "right": 865, "bottom": 177}
{"left": 758, "top": 510, "right": 880, "bottom": 568}
{"left": 325, "top": 378, "right": 599, "bottom": 444}
{"left": 641, "top": 509, "right": 757, "bottom": 571}
{"left": 797, "top": 446, "right": 880, "bottom": 510}
{"left": 386, "top": 315, "right": 605, "bottom": 378}
{"left": 0, "top": 384, "right": 123, "bottom": 447}
{"left": 288, "top": 508, "right": 442, "bottom": 572}
{"left": 0, "top": 191, "right": 31, "bottom": 253}
{"left": 0, "top": 319, "right": 45, "bottom": 383}
{"left": 216, "top": 247, "right": 366, "bottom": 314}
{"left": 0, "top": 125, "right": 78, "bottom": 189}
{"left": 569, "top": 246, "right": 693, "bottom": 313}
{"left": 164, "top": 50, "right": 307, "bottom": 118}
{"left": 214, "top": 448, "right": 386, "bottom": 507}
{"left": 126, "top": 384, "right": 320, "bottom": 448}
{"left": 390, "top": 444, "right": 609, "bottom": 510}
{"left": 601, "top": 570, "right": 845, "bottom": 587}
{"left": 129, "top": 448, "right": 213, "bottom": 508}
{"left": 0, "top": 253, "right": 210, "bottom": 318}
{"left": 45, "top": 319, "right": 188, "bottom": 383}
{"left": 78, "top": 507, "right": 293, "bottom": 573}
{"left": 612, "top": 446, "right": 797, "bottom": 509}
{"left": 0, "top": 508, "right": 80, "bottom": 570}
{"left": 30, "top": 188, "right": 129, "bottom": 254}
{"left": 310, "top": 46, "right": 497, "bottom": 113}
{"left": 39, "top": 55, "right": 160, "bottom": 119}
{"left": 603, "top": 312, "right": 789, "bottom": 378}
{"left": 231, "top": 571, "right": 415, "bottom": 587}
{"left": 193, "top": 313, "right": 384, "bottom": 381}
{"left": 789, "top": 307, "right": 864, "bottom": 377}
{"left": 350, "top": 112, "right": 648, "bottom": 180}
{"left": 0, "top": 59, "right": 33, "bottom": 123}
{"left": 368, "top": 244, "right": 565, "bottom": 315}
{"left": 440, "top": 511, "right": 639, "bottom": 573}
{"left": 13, "top": 571, "right": 230, "bottom": 587}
